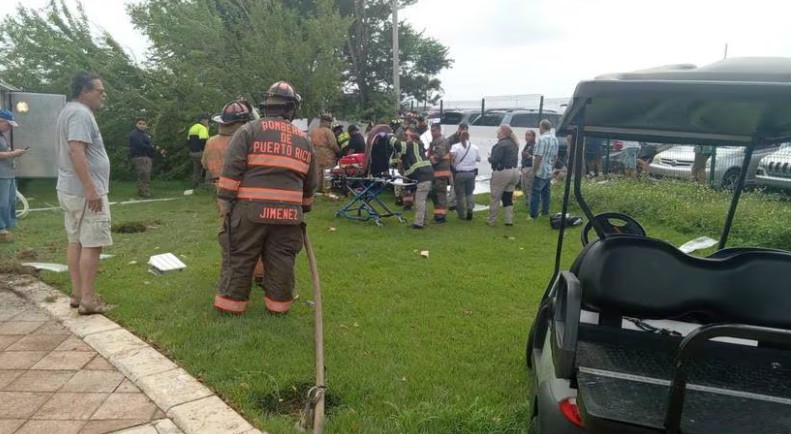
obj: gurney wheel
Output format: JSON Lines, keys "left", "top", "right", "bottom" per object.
{"left": 397, "top": 216, "right": 406, "bottom": 224}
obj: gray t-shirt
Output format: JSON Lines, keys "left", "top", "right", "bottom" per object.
{"left": 0, "top": 133, "right": 15, "bottom": 179}
{"left": 56, "top": 102, "right": 110, "bottom": 196}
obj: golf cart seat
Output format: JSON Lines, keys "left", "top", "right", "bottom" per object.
{"left": 572, "top": 236, "right": 791, "bottom": 329}
{"left": 552, "top": 236, "right": 791, "bottom": 433}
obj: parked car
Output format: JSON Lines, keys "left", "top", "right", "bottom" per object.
{"left": 439, "top": 110, "right": 481, "bottom": 126}
{"left": 755, "top": 143, "right": 791, "bottom": 190}
{"left": 468, "top": 108, "right": 562, "bottom": 129}
{"left": 599, "top": 139, "right": 641, "bottom": 173}
{"left": 648, "top": 144, "right": 780, "bottom": 188}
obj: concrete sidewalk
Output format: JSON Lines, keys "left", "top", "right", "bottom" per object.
{"left": 0, "top": 276, "right": 265, "bottom": 434}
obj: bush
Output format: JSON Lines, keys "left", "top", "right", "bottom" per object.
{"left": 563, "top": 178, "right": 791, "bottom": 250}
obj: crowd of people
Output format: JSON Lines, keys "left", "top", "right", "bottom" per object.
{"left": 318, "top": 114, "right": 562, "bottom": 229}
{"left": 45, "top": 69, "right": 567, "bottom": 317}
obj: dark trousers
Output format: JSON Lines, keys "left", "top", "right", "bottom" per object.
{"left": 530, "top": 176, "right": 551, "bottom": 218}
{"left": 132, "top": 156, "right": 152, "bottom": 197}
{"left": 216, "top": 202, "right": 304, "bottom": 313}
{"left": 453, "top": 171, "right": 476, "bottom": 219}
{"left": 190, "top": 152, "right": 204, "bottom": 186}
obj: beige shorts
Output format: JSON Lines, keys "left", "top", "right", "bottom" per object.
{"left": 58, "top": 192, "right": 113, "bottom": 248}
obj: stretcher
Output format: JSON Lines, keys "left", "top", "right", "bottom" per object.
{"left": 335, "top": 173, "right": 415, "bottom": 226}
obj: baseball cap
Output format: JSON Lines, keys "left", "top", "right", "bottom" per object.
{"left": 0, "top": 109, "right": 18, "bottom": 127}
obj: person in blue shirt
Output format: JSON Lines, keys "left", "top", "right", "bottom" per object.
{"left": 0, "top": 109, "right": 26, "bottom": 243}
{"left": 530, "top": 120, "right": 559, "bottom": 219}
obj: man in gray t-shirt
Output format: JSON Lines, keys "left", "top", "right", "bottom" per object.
{"left": 56, "top": 102, "right": 110, "bottom": 196}
{"left": 55, "top": 72, "right": 113, "bottom": 316}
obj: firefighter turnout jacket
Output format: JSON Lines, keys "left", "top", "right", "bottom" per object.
{"left": 217, "top": 117, "right": 319, "bottom": 224}
{"left": 429, "top": 136, "right": 452, "bottom": 179}
{"left": 387, "top": 135, "right": 434, "bottom": 183}
{"left": 202, "top": 122, "right": 243, "bottom": 181}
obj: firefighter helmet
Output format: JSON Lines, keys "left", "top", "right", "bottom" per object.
{"left": 262, "top": 81, "right": 301, "bottom": 109}
{"left": 212, "top": 100, "right": 254, "bottom": 125}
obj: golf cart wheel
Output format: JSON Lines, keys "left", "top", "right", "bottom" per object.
{"left": 720, "top": 168, "right": 741, "bottom": 190}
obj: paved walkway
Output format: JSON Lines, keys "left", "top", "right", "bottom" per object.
{"left": 0, "top": 289, "right": 181, "bottom": 434}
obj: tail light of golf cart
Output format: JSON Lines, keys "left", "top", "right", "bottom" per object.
{"left": 612, "top": 140, "right": 625, "bottom": 151}
{"left": 559, "top": 397, "right": 585, "bottom": 428}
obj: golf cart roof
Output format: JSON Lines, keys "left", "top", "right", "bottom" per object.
{"left": 558, "top": 57, "right": 791, "bottom": 145}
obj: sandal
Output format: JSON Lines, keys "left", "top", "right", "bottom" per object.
{"left": 78, "top": 298, "right": 116, "bottom": 316}
{"left": 69, "top": 297, "right": 81, "bottom": 308}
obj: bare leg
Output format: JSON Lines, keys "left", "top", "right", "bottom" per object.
{"left": 67, "top": 242, "right": 82, "bottom": 304}
{"left": 78, "top": 246, "right": 102, "bottom": 306}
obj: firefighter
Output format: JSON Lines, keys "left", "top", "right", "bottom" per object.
{"left": 311, "top": 113, "right": 339, "bottom": 192}
{"left": 427, "top": 123, "right": 451, "bottom": 223}
{"left": 384, "top": 127, "right": 434, "bottom": 229}
{"left": 334, "top": 124, "right": 350, "bottom": 156}
{"left": 213, "top": 81, "right": 318, "bottom": 315}
{"left": 202, "top": 100, "right": 266, "bottom": 285}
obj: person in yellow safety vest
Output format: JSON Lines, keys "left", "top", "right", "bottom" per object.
{"left": 383, "top": 126, "right": 434, "bottom": 229}
{"left": 213, "top": 81, "right": 318, "bottom": 315}
{"left": 428, "top": 123, "right": 451, "bottom": 223}
{"left": 188, "top": 114, "right": 210, "bottom": 187}
{"left": 333, "top": 124, "right": 350, "bottom": 156}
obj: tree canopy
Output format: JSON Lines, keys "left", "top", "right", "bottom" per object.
{"left": 0, "top": 0, "right": 452, "bottom": 179}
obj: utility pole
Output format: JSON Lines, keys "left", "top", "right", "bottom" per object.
{"left": 392, "top": 0, "right": 400, "bottom": 115}
{"left": 724, "top": 43, "right": 729, "bottom": 60}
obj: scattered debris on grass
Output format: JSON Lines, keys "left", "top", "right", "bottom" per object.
{"left": 148, "top": 253, "right": 187, "bottom": 275}
{"left": 17, "top": 249, "right": 37, "bottom": 260}
{"left": 420, "top": 250, "right": 429, "bottom": 258}
{"left": 329, "top": 227, "right": 337, "bottom": 232}
{"left": 22, "top": 262, "right": 68, "bottom": 273}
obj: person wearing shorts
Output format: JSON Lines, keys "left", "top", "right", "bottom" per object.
{"left": 55, "top": 72, "right": 113, "bottom": 315}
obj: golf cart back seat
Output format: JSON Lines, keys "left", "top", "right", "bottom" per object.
{"left": 554, "top": 236, "right": 791, "bottom": 433}
{"left": 571, "top": 236, "right": 791, "bottom": 329}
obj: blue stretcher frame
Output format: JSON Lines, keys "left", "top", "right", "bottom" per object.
{"left": 334, "top": 176, "right": 414, "bottom": 226}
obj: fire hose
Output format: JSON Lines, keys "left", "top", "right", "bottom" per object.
{"left": 299, "top": 225, "right": 326, "bottom": 434}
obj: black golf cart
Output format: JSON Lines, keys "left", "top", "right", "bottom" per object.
{"left": 527, "top": 58, "right": 791, "bottom": 434}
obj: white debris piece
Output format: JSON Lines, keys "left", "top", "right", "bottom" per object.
{"left": 148, "top": 253, "right": 187, "bottom": 275}
{"left": 22, "top": 263, "right": 68, "bottom": 273}
{"left": 679, "top": 236, "right": 718, "bottom": 254}
{"left": 183, "top": 190, "right": 194, "bottom": 196}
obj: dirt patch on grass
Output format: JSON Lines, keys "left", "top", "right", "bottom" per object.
{"left": 0, "top": 257, "right": 38, "bottom": 276}
{"left": 254, "top": 382, "right": 340, "bottom": 417}
{"left": 112, "top": 222, "right": 148, "bottom": 234}
{"left": 16, "top": 249, "right": 37, "bottom": 260}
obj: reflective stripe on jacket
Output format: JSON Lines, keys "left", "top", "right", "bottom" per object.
{"left": 217, "top": 117, "right": 319, "bottom": 224}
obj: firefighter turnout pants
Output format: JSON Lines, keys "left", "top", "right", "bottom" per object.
{"left": 214, "top": 202, "right": 304, "bottom": 314}
{"left": 430, "top": 176, "right": 449, "bottom": 219}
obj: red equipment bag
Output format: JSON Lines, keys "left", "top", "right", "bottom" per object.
{"left": 339, "top": 153, "right": 366, "bottom": 176}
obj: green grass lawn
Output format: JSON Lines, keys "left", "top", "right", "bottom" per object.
{"left": 3, "top": 179, "right": 707, "bottom": 433}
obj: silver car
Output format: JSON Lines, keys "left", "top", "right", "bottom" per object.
{"left": 755, "top": 143, "right": 791, "bottom": 190}
{"left": 648, "top": 144, "right": 780, "bottom": 188}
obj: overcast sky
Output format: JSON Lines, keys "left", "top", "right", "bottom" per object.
{"left": 4, "top": 0, "right": 791, "bottom": 100}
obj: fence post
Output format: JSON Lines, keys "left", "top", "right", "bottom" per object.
{"left": 537, "top": 96, "right": 544, "bottom": 128}
{"left": 604, "top": 138, "right": 611, "bottom": 175}
{"left": 481, "top": 98, "right": 485, "bottom": 118}
{"left": 440, "top": 100, "right": 443, "bottom": 116}
{"left": 709, "top": 147, "right": 717, "bottom": 188}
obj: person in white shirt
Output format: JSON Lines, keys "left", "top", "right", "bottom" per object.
{"left": 450, "top": 131, "right": 481, "bottom": 220}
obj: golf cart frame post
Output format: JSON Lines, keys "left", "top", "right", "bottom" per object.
{"left": 530, "top": 58, "right": 791, "bottom": 434}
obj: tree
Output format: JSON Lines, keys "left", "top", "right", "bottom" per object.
{"left": 127, "top": 0, "right": 350, "bottom": 176}
{"left": 334, "top": 0, "right": 453, "bottom": 120}
{"left": 0, "top": 0, "right": 151, "bottom": 179}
